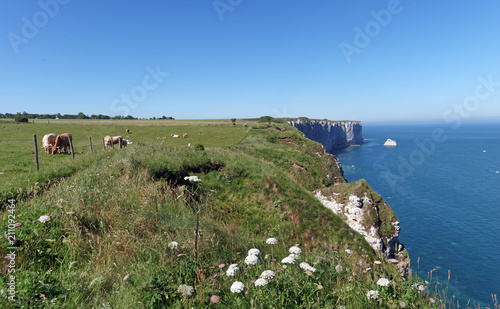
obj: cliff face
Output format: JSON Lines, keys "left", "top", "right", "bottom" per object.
{"left": 287, "top": 119, "right": 404, "bottom": 260}
{"left": 288, "top": 119, "right": 363, "bottom": 152}
{"left": 314, "top": 185, "right": 404, "bottom": 259}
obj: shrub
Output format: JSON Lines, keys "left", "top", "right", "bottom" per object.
{"left": 15, "top": 115, "right": 29, "bottom": 123}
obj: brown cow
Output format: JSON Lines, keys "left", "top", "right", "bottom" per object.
{"left": 51, "top": 133, "right": 72, "bottom": 155}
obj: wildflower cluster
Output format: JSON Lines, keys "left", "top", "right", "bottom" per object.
{"left": 37, "top": 215, "right": 51, "bottom": 223}
{"left": 177, "top": 284, "right": 194, "bottom": 297}
{"left": 230, "top": 281, "right": 245, "bottom": 293}
{"left": 168, "top": 241, "right": 178, "bottom": 249}
{"left": 226, "top": 264, "right": 240, "bottom": 277}
{"left": 260, "top": 270, "right": 275, "bottom": 280}
{"left": 266, "top": 237, "right": 278, "bottom": 245}
{"left": 377, "top": 277, "right": 391, "bottom": 287}
{"left": 244, "top": 255, "right": 259, "bottom": 266}
{"left": 299, "top": 262, "right": 316, "bottom": 273}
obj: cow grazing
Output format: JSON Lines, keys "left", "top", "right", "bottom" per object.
{"left": 126, "top": 129, "right": 130, "bottom": 134}
{"left": 171, "top": 134, "right": 180, "bottom": 138}
{"left": 104, "top": 136, "right": 126, "bottom": 148}
{"left": 51, "top": 133, "right": 72, "bottom": 155}
{"left": 183, "top": 133, "right": 188, "bottom": 138}
{"left": 42, "top": 133, "right": 57, "bottom": 154}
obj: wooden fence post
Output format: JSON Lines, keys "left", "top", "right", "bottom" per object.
{"left": 102, "top": 137, "right": 105, "bottom": 150}
{"left": 33, "top": 134, "right": 39, "bottom": 172}
{"left": 69, "top": 135, "right": 75, "bottom": 160}
{"left": 89, "top": 136, "right": 93, "bottom": 153}
{"left": 119, "top": 137, "right": 123, "bottom": 149}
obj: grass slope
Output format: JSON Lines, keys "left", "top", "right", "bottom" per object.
{"left": 0, "top": 121, "right": 466, "bottom": 308}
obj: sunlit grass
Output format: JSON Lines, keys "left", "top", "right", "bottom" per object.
{"left": 0, "top": 121, "right": 496, "bottom": 308}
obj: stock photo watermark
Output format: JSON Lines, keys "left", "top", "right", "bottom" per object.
{"left": 110, "top": 65, "right": 169, "bottom": 117}
{"left": 213, "top": 0, "right": 243, "bottom": 21}
{"left": 378, "top": 74, "right": 499, "bottom": 190}
{"left": 340, "top": 0, "right": 407, "bottom": 63}
{"left": 5, "top": 199, "right": 18, "bottom": 302}
{"left": 7, "top": 0, "right": 70, "bottom": 54}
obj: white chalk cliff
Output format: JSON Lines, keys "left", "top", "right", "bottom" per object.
{"left": 288, "top": 119, "right": 363, "bottom": 152}
{"left": 314, "top": 190, "right": 403, "bottom": 258}
{"left": 288, "top": 118, "right": 404, "bottom": 259}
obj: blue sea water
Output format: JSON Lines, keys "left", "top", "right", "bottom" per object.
{"left": 332, "top": 122, "right": 500, "bottom": 306}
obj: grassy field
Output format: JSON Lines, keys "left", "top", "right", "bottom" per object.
{"left": 0, "top": 121, "right": 249, "bottom": 203}
{"left": 0, "top": 120, "right": 482, "bottom": 308}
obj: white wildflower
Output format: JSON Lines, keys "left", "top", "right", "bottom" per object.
{"left": 299, "top": 262, "right": 316, "bottom": 272}
{"left": 366, "top": 290, "right": 379, "bottom": 299}
{"left": 260, "top": 270, "right": 275, "bottom": 280}
{"left": 266, "top": 237, "right": 278, "bottom": 245}
{"left": 345, "top": 249, "right": 352, "bottom": 255}
{"left": 230, "top": 281, "right": 245, "bottom": 293}
{"left": 248, "top": 248, "right": 260, "bottom": 256}
{"left": 289, "top": 246, "right": 302, "bottom": 255}
{"left": 377, "top": 278, "right": 390, "bottom": 287}
{"left": 184, "top": 176, "right": 201, "bottom": 182}
{"left": 226, "top": 264, "right": 240, "bottom": 276}
{"left": 244, "top": 255, "right": 259, "bottom": 266}
{"left": 374, "top": 260, "right": 382, "bottom": 265}
{"left": 177, "top": 284, "right": 194, "bottom": 297}
{"left": 335, "top": 265, "right": 343, "bottom": 273}
{"left": 168, "top": 241, "right": 179, "bottom": 249}
{"left": 254, "top": 278, "right": 268, "bottom": 287}
{"left": 288, "top": 253, "right": 300, "bottom": 260}
{"left": 37, "top": 215, "right": 51, "bottom": 223}
{"left": 281, "top": 256, "right": 296, "bottom": 264}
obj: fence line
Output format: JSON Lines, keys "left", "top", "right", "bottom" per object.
{"left": 33, "top": 134, "right": 39, "bottom": 172}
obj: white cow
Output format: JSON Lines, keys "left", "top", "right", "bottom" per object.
{"left": 42, "top": 133, "right": 57, "bottom": 154}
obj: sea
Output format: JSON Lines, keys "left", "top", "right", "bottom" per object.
{"left": 331, "top": 122, "right": 500, "bottom": 307}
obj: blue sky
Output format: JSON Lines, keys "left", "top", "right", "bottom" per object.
{"left": 1, "top": 0, "right": 499, "bottom": 123}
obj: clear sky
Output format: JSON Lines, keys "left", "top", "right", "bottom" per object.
{"left": 1, "top": 0, "right": 499, "bottom": 123}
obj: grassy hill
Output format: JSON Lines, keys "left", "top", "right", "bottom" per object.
{"left": 0, "top": 120, "right": 451, "bottom": 308}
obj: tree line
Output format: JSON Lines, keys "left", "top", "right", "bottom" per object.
{"left": 1, "top": 111, "right": 175, "bottom": 121}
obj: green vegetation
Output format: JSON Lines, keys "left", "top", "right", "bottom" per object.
{"left": 14, "top": 116, "right": 28, "bottom": 123}
{"left": 0, "top": 120, "right": 489, "bottom": 308}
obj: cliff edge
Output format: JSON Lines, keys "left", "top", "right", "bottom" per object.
{"left": 288, "top": 118, "right": 363, "bottom": 152}
{"left": 287, "top": 118, "right": 404, "bottom": 260}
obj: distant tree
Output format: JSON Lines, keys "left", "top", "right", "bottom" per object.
{"left": 126, "top": 115, "right": 134, "bottom": 119}
{"left": 14, "top": 115, "right": 28, "bottom": 123}
{"left": 231, "top": 118, "right": 236, "bottom": 125}
{"left": 77, "top": 112, "right": 88, "bottom": 119}
{"left": 152, "top": 117, "right": 156, "bottom": 120}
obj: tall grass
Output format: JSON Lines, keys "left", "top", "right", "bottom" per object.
{"left": 1, "top": 122, "right": 496, "bottom": 308}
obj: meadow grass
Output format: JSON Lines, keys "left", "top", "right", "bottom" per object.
{"left": 0, "top": 122, "right": 247, "bottom": 206}
{"left": 0, "top": 121, "right": 496, "bottom": 308}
